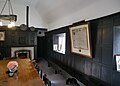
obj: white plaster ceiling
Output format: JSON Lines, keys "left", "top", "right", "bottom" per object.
{"left": 1, "top": 0, "right": 120, "bottom": 30}
{"left": 1, "top": 0, "right": 97, "bottom": 24}
{"left": 35, "top": 0, "right": 97, "bottom": 24}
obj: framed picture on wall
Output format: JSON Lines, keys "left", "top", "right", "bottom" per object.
{"left": 69, "top": 23, "right": 92, "bottom": 58}
{"left": 115, "top": 55, "right": 120, "bottom": 72}
{"left": 0, "top": 32, "right": 5, "bottom": 41}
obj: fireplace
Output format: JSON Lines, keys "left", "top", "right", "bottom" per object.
{"left": 11, "top": 47, "right": 34, "bottom": 60}
{"left": 15, "top": 50, "right": 31, "bottom": 58}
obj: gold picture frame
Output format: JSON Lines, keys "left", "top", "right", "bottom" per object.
{"left": 0, "top": 31, "right": 5, "bottom": 41}
{"left": 69, "top": 23, "right": 92, "bottom": 58}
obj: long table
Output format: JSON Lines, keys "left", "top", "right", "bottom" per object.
{"left": 0, "top": 58, "right": 45, "bottom": 86}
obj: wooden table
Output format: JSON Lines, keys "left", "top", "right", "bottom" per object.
{"left": 0, "top": 58, "right": 45, "bottom": 86}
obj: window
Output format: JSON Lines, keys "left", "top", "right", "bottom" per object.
{"left": 53, "top": 33, "right": 66, "bottom": 54}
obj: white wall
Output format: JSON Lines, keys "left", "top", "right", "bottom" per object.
{"left": 47, "top": 0, "right": 120, "bottom": 31}
{"left": 1, "top": 0, "right": 120, "bottom": 30}
{"left": 0, "top": 1, "right": 46, "bottom": 28}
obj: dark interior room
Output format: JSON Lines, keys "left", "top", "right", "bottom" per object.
{"left": 0, "top": 0, "right": 120, "bottom": 86}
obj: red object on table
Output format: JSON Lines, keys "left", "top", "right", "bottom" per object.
{"left": 7, "top": 61, "right": 18, "bottom": 69}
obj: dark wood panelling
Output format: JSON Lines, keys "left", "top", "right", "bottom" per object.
{"left": 102, "top": 45, "right": 113, "bottom": 66}
{"left": 67, "top": 55, "right": 71, "bottom": 66}
{"left": 70, "top": 54, "right": 75, "bottom": 68}
{"left": 102, "top": 26, "right": 113, "bottom": 44}
{"left": 30, "top": 32, "right": 37, "bottom": 45}
{"left": 93, "top": 45, "right": 102, "bottom": 62}
{"left": 92, "top": 63, "right": 101, "bottom": 79}
{"left": 37, "top": 37, "right": 44, "bottom": 58}
{"left": 111, "top": 71, "right": 120, "bottom": 86}
{"left": 0, "top": 47, "right": 6, "bottom": 59}
{"left": 85, "top": 61, "right": 92, "bottom": 76}
{"left": 44, "top": 12, "right": 120, "bottom": 86}
{"left": 74, "top": 55, "right": 81, "bottom": 70}
{"left": 101, "top": 66, "right": 112, "bottom": 84}
{"left": 79, "top": 59, "right": 85, "bottom": 73}
{"left": 102, "top": 16, "right": 113, "bottom": 27}
{"left": 0, "top": 27, "right": 37, "bottom": 59}
{"left": 113, "top": 13, "right": 120, "bottom": 26}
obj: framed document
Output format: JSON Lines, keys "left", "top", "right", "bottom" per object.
{"left": 69, "top": 23, "right": 92, "bottom": 58}
{"left": 0, "top": 31, "right": 5, "bottom": 41}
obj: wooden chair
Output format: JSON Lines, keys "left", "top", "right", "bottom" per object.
{"left": 43, "top": 73, "right": 51, "bottom": 86}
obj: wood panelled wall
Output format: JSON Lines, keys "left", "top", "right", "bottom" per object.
{"left": 44, "top": 12, "right": 120, "bottom": 86}
{"left": 0, "top": 27, "right": 37, "bottom": 60}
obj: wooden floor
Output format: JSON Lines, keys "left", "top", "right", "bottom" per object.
{"left": 0, "top": 58, "right": 45, "bottom": 86}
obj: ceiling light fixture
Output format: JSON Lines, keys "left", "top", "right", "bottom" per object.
{"left": 0, "top": 0, "right": 17, "bottom": 28}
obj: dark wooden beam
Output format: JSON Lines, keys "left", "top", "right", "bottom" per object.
{"left": 26, "top": 6, "right": 29, "bottom": 28}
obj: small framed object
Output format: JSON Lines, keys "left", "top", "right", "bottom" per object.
{"left": 0, "top": 31, "right": 5, "bottom": 41}
{"left": 69, "top": 23, "right": 92, "bottom": 58}
{"left": 53, "top": 33, "right": 66, "bottom": 54}
{"left": 115, "top": 55, "right": 120, "bottom": 72}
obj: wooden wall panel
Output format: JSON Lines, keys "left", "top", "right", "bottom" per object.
{"left": 0, "top": 27, "right": 37, "bottom": 59}
{"left": 44, "top": 12, "right": 120, "bottom": 86}
{"left": 111, "top": 71, "right": 120, "bottom": 86}
{"left": 91, "top": 63, "right": 101, "bottom": 79}
{"left": 85, "top": 61, "right": 92, "bottom": 76}
{"left": 101, "top": 66, "right": 112, "bottom": 84}
{"left": 101, "top": 45, "right": 113, "bottom": 66}
{"left": 93, "top": 46, "right": 102, "bottom": 62}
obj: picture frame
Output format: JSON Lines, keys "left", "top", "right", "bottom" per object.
{"left": 115, "top": 55, "right": 120, "bottom": 72}
{"left": 53, "top": 33, "right": 66, "bottom": 54}
{"left": 0, "top": 31, "right": 5, "bottom": 41}
{"left": 69, "top": 23, "right": 92, "bottom": 58}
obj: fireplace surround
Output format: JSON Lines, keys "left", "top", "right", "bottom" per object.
{"left": 11, "top": 47, "right": 34, "bottom": 60}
